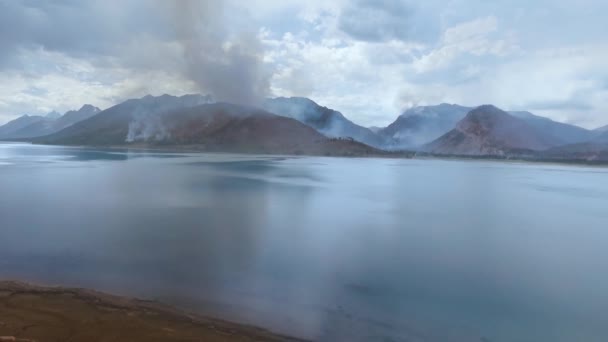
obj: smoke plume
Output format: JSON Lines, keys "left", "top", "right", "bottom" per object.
{"left": 170, "top": 1, "right": 270, "bottom": 105}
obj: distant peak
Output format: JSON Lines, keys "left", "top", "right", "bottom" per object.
{"left": 79, "top": 104, "right": 100, "bottom": 112}
{"left": 594, "top": 124, "right": 608, "bottom": 132}
{"left": 45, "top": 111, "right": 61, "bottom": 119}
{"left": 471, "top": 104, "right": 503, "bottom": 113}
{"left": 271, "top": 96, "right": 319, "bottom": 106}
{"left": 179, "top": 93, "right": 213, "bottom": 100}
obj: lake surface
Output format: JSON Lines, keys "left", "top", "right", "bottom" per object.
{"left": 1, "top": 142, "right": 608, "bottom": 342}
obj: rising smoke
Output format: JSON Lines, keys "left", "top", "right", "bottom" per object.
{"left": 126, "top": 112, "right": 170, "bottom": 143}
{"left": 170, "top": 1, "right": 270, "bottom": 105}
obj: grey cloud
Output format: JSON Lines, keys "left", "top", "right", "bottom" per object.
{"left": 0, "top": 0, "right": 270, "bottom": 105}
{"left": 0, "top": 1, "right": 140, "bottom": 61}
{"left": 338, "top": 0, "right": 438, "bottom": 43}
{"left": 527, "top": 99, "right": 594, "bottom": 112}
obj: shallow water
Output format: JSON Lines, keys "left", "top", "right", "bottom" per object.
{"left": 1, "top": 142, "right": 608, "bottom": 341}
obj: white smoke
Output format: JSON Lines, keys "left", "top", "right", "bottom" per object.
{"left": 170, "top": 1, "right": 270, "bottom": 105}
{"left": 126, "top": 112, "right": 170, "bottom": 143}
{"left": 123, "top": 94, "right": 216, "bottom": 143}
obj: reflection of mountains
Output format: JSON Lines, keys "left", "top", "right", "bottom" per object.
{"left": 189, "top": 159, "right": 325, "bottom": 184}
{"left": 112, "top": 157, "right": 318, "bottom": 324}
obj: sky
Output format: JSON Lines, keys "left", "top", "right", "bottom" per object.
{"left": 1, "top": 0, "right": 607, "bottom": 129}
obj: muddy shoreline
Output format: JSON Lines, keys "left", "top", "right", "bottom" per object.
{"left": 0, "top": 281, "right": 307, "bottom": 342}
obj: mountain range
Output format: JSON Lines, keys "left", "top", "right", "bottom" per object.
{"left": 32, "top": 95, "right": 390, "bottom": 157}
{"left": 424, "top": 105, "right": 560, "bottom": 155}
{"left": 378, "top": 103, "right": 472, "bottom": 149}
{"left": 0, "top": 105, "right": 100, "bottom": 140}
{"left": 422, "top": 105, "right": 607, "bottom": 162}
{"left": 595, "top": 125, "right": 608, "bottom": 133}
{"left": 1, "top": 94, "right": 607, "bottom": 162}
{"left": 263, "top": 97, "right": 386, "bottom": 148}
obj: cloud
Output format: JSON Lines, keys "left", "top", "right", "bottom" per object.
{"left": 412, "top": 16, "right": 519, "bottom": 73}
{"left": 0, "top": 0, "right": 607, "bottom": 129}
{"left": 338, "top": 0, "right": 413, "bottom": 42}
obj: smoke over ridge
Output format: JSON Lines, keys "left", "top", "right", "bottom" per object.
{"left": 170, "top": 0, "right": 270, "bottom": 106}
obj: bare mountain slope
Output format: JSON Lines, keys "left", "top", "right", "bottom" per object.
{"left": 424, "top": 105, "right": 560, "bottom": 156}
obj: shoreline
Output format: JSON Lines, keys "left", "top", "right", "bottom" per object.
{"left": 3, "top": 140, "right": 606, "bottom": 167}
{"left": 0, "top": 281, "right": 307, "bottom": 342}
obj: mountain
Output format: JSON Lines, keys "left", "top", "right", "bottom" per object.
{"left": 537, "top": 129, "right": 608, "bottom": 162}
{"left": 45, "top": 111, "right": 62, "bottom": 120}
{"left": 58, "top": 105, "right": 102, "bottom": 128}
{"left": 542, "top": 142, "right": 608, "bottom": 162}
{"left": 594, "top": 124, "right": 608, "bottom": 133}
{"left": 34, "top": 96, "right": 391, "bottom": 157}
{"left": 263, "top": 97, "right": 386, "bottom": 148}
{"left": 379, "top": 104, "right": 472, "bottom": 149}
{"left": 424, "top": 105, "right": 559, "bottom": 156}
{"left": 509, "top": 111, "right": 593, "bottom": 145}
{"left": 596, "top": 131, "right": 608, "bottom": 143}
{"left": 0, "top": 115, "right": 46, "bottom": 139}
{"left": 4, "top": 105, "right": 102, "bottom": 139}
{"left": 368, "top": 126, "right": 382, "bottom": 134}
{"left": 34, "top": 94, "right": 213, "bottom": 145}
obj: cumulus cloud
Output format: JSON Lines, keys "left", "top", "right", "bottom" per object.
{"left": 0, "top": 0, "right": 607, "bottom": 129}
{"left": 338, "top": 0, "right": 414, "bottom": 42}
{"left": 412, "top": 16, "right": 520, "bottom": 73}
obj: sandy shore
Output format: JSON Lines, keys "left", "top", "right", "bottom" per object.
{"left": 0, "top": 281, "right": 306, "bottom": 342}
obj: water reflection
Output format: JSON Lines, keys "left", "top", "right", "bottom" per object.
{"left": 1, "top": 143, "right": 608, "bottom": 341}
{"left": 0, "top": 142, "right": 187, "bottom": 163}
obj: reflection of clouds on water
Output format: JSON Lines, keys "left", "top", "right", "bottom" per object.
{"left": 0, "top": 142, "right": 196, "bottom": 165}
{"left": 2, "top": 145, "right": 608, "bottom": 341}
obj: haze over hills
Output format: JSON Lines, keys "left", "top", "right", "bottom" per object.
{"left": 45, "top": 111, "right": 62, "bottom": 120}
{"left": 0, "top": 105, "right": 101, "bottom": 139}
{"left": 508, "top": 111, "right": 593, "bottom": 145}
{"left": 596, "top": 131, "right": 608, "bottom": 143}
{"left": 375, "top": 104, "right": 594, "bottom": 150}
{"left": 594, "top": 124, "right": 608, "bottom": 133}
{"left": 0, "top": 115, "right": 48, "bottom": 139}
{"left": 263, "top": 97, "right": 386, "bottom": 148}
{"left": 1, "top": 92, "right": 606, "bottom": 162}
{"left": 379, "top": 104, "right": 472, "bottom": 149}
{"left": 34, "top": 95, "right": 389, "bottom": 157}
{"left": 424, "top": 105, "right": 561, "bottom": 156}
{"left": 543, "top": 130, "right": 608, "bottom": 161}
{"left": 34, "top": 94, "right": 214, "bottom": 145}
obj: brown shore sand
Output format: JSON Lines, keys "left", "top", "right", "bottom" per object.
{"left": 0, "top": 281, "right": 306, "bottom": 342}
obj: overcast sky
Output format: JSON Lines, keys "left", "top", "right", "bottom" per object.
{"left": 1, "top": 0, "right": 607, "bottom": 128}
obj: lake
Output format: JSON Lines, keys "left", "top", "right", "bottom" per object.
{"left": 1, "top": 142, "right": 607, "bottom": 341}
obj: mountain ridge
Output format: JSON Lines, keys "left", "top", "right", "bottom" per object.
{"left": 379, "top": 103, "right": 472, "bottom": 149}
{"left": 0, "top": 106, "right": 101, "bottom": 139}
{"left": 33, "top": 96, "right": 395, "bottom": 157}
{"left": 424, "top": 105, "right": 561, "bottom": 156}
{"left": 263, "top": 97, "right": 386, "bottom": 148}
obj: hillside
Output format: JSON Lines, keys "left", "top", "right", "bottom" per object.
{"left": 0, "top": 115, "right": 47, "bottom": 139}
{"left": 379, "top": 104, "right": 471, "bottom": 149}
{"left": 263, "top": 97, "right": 386, "bottom": 148}
{"left": 35, "top": 98, "right": 391, "bottom": 157}
{"left": 35, "top": 94, "right": 213, "bottom": 145}
{"left": 509, "top": 111, "right": 593, "bottom": 145}
{"left": 424, "top": 105, "right": 559, "bottom": 156}
{"left": 594, "top": 124, "right": 608, "bottom": 133}
{"left": 3, "top": 105, "right": 101, "bottom": 139}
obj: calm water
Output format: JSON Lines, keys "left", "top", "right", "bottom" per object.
{"left": 1, "top": 142, "right": 608, "bottom": 342}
